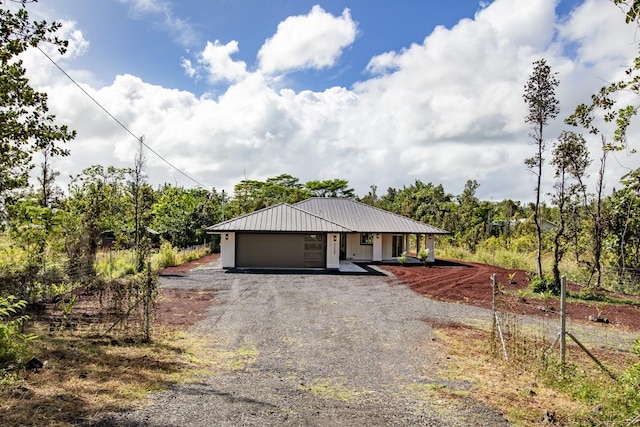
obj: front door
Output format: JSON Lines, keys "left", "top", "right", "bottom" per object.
{"left": 392, "top": 235, "right": 404, "bottom": 257}
{"left": 339, "top": 233, "right": 347, "bottom": 260}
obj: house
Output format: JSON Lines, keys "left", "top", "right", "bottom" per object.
{"left": 205, "top": 197, "right": 448, "bottom": 269}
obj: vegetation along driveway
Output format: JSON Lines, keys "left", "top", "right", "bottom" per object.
{"left": 98, "top": 267, "right": 510, "bottom": 426}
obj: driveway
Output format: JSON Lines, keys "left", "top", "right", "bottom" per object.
{"left": 97, "top": 267, "right": 509, "bottom": 426}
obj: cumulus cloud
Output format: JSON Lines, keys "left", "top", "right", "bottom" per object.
{"left": 32, "top": 0, "right": 640, "bottom": 202}
{"left": 258, "top": 5, "right": 358, "bottom": 75}
{"left": 197, "top": 40, "right": 249, "bottom": 84}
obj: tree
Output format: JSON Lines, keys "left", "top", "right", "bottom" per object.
{"left": 129, "top": 138, "right": 153, "bottom": 273}
{"left": 0, "top": 6, "right": 75, "bottom": 216}
{"left": 456, "top": 180, "right": 485, "bottom": 252}
{"left": 62, "top": 166, "right": 131, "bottom": 280}
{"left": 523, "top": 58, "right": 560, "bottom": 279}
{"left": 606, "top": 167, "right": 640, "bottom": 289}
{"left": 152, "top": 185, "right": 223, "bottom": 247}
{"left": 305, "top": 179, "right": 355, "bottom": 198}
{"left": 549, "top": 131, "right": 590, "bottom": 291}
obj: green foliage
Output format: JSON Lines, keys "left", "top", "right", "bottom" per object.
{"left": 0, "top": 7, "right": 75, "bottom": 209}
{"left": 305, "top": 178, "right": 354, "bottom": 199}
{"left": 397, "top": 251, "right": 407, "bottom": 265}
{"left": 529, "top": 276, "right": 559, "bottom": 295}
{"left": 537, "top": 348, "right": 640, "bottom": 425}
{"left": 157, "top": 241, "right": 178, "bottom": 268}
{"left": 418, "top": 248, "right": 430, "bottom": 265}
{"left": 0, "top": 296, "right": 36, "bottom": 369}
{"left": 94, "top": 244, "right": 211, "bottom": 279}
{"left": 152, "top": 184, "right": 222, "bottom": 247}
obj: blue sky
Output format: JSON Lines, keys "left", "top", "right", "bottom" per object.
{"left": 18, "top": 0, "right": 640, "bottom": 201}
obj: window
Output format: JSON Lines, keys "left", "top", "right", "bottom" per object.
{"left": 360, "top": 233, "right": 374, "bottom": 245}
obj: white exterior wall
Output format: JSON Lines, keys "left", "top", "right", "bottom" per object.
{"left": 220, "top": 232, "right": 236, "bottom": 268}
{"left": 326, "top": 233, "right": 340, "bottom": 269}
{"left": 345, "top": 233, "right": 373, "bottom": 260}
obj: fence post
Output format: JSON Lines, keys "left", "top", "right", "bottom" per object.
{"left": 145, "top": 261, "right": 152, "bottom": 342}
{"left": 492, "top": 274, "right": 509, "bottom": 360}
{"left": 560, "top": 276, "right": 566, "bottom": 367}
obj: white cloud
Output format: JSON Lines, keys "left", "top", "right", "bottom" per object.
{"left": 197, "top": 40, "right": 249, "bottom": 84}
{"left": 258, "top": 5, "right": 357, "bottom": 75}
{"left": 118, "top": 0, "right": 197, "bottom": 46}
{"left": 180, "top": 57, "right": 197, "bottom": 79}
{"left": 558, "top": 0, "right": 638, "bottom": 64}
{"left": 31, "top": 0, "right": 640, "bottom": 202}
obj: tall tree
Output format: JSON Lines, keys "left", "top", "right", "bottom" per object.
{"left": 606, "top": 167, "right": 640, "bottom": 288}
{"left": 129, "top": 138, "right": 153, "bottom": 273}
{"left": 0, "top": 6, "right": 75, "bottom": 216}
{"left": 523, "top": 59, "right": 560, "bottom": 279}
{"left": 549, "top": 131, "right": 590, "bottom": 290}
{"left": 456, "top": 179, "right": 485, "bottom": 252}
{"left": 305, "top": 179, "right": 354, "bottom": 198}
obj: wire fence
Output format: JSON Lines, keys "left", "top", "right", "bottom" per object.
{"left": 0, "top": 251, "right": 158, "bottom": 340}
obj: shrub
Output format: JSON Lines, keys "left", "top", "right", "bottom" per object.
{"left": 529, "top": 276, "right": 559, "bottom": 295}
{"left": 418, "top": 249, "right": 430, "bottom": 266}
{"left": 0, "top": 296, "right": 36, "bottom": 370}
{"left": 397, "top": 251, "right": 407, "bottom": 265}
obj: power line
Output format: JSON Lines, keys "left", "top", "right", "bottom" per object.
{"left": 37, "top": 46, "right": 212, "bottom": 192}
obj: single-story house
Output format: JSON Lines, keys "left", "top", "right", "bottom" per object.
{"left": 205, "top": 197, "right": 448, "bottom": 269}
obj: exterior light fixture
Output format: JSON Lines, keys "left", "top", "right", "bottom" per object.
{"left": 225, "top": 233, "right": 229, "bottom": 240}
{"left": 333, "top": 235, "right": 337, "bottom": 242}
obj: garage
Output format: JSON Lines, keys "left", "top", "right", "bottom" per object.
{"left": 235, "top": 233, "right": 326, "bottom": 268}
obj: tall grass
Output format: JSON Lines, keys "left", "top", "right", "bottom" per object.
{"left": 95, "top": 242, "right": 211, "bottom": 279}
{"left": 437, "top": 243, "right": 587, "bottom": 285}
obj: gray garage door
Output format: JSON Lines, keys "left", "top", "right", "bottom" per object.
{"left": 236, "top": 233, "right": 326, "bottom": 268}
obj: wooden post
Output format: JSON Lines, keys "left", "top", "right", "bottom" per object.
{"left": 492, "top": 274, "right": 508, "bottom": 360}
{"left": 145, "top": 261, "right": 152, "bottom": 342}
{"left": 560, "top": 276, "right": 566, "bottom": 367}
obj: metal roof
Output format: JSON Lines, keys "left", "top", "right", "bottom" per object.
{"left": 205, "top": 202, "right": 352, "bottom": 233}
{"left": 294, "top": 198, "right": 448, "bottom": 234}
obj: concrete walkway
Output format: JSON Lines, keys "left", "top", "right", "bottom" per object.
{"left": 338, "top": 260, "right": 368, "bottom": 273}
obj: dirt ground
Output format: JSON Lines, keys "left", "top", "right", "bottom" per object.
{"left": 155, "top": 253, "right": 222, "bottom": 329}
{"left": 382, "top": 260, "right": 640, "bottom": 331}
{"left": 156, "top": 255, "right": 640, "bottom": 332}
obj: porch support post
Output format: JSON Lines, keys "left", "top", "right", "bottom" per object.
{"left": 373, "top": 233, "right": 382, "bottom": 262}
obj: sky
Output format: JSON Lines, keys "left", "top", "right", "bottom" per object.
{"left": 11, "top": 0, "right": 640, "bottom": 202}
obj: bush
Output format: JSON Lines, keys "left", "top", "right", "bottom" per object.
{"left": 418, "top": 249, "right": 430, "bottom": 265}
{"left": 0, "top": 296, "right": 36, "bottom": 370}
{"left": 529, "top": 276, "right": 559, "bottom": 295}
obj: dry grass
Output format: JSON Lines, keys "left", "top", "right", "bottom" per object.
{"left": 0, "top": 325, "right": 215, "bottom": 426}
{"left": 429, "top": 322, "right": 635, "bottom": 426}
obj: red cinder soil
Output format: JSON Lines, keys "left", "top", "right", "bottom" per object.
{"left": 155, "top": 253, "right": 220, "bottom": 329}
{"left": 381, "top": 260, "right": 640, "bottom": 331}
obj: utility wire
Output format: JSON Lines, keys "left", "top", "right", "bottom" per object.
{"left": 37, "top": 46, "right": 213, "bottom": 192}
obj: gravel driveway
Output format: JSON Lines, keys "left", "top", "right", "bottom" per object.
{"left": 97, "top": 266, "right": 510, "bottom": 426}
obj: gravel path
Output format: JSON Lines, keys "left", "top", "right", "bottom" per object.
{"left": 97, "top": 267, "right": 511, "bottom": 426}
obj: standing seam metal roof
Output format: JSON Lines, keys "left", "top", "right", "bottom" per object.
{"left": 204, "top": 202, "right": 352, "bottom": 233}
{"left": 205, "top": 198, "right": 449, "bottom": 234}
{"left": 293, "top": 198, "right": 448, "bottom": 234}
